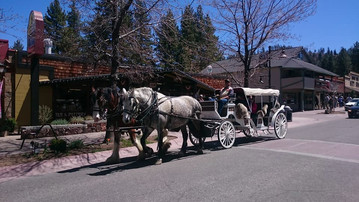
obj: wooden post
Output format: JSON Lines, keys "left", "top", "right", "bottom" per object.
{"left": 30, "top": 57, "right": 39, "bottom": 125}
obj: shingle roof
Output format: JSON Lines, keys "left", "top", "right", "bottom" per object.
{"left": 271, "top": 58, "right": 338, "bottom": 76}
{"left": 201, "top": 47, "right": 337, "bottom": 77}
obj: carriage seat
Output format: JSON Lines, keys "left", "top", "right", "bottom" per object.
{"left": 256, "top": 104, "right": 268, "bottom": 127}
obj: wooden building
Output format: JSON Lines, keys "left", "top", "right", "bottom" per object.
{"left": 200, "top": 47, "right": 344, "bottom": 111}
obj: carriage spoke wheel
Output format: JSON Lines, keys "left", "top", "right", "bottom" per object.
{"left": 274, "top": 112, "right": 288, "bottom": 139}
{"left": 218, "top": 121, "right": 236, "bottom": 149}
{"left": 187, "top": 126, "right": 206, "bottom": 146}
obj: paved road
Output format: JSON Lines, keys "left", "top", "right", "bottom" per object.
{"left": 1, "top": 107, "right": 359, "bottom": 201}
{"left": 0, "top": 107, "right": 351, "bottom": 182}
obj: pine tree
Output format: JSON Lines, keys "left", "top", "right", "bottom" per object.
{"left": 155, "top": 10, "right": 181, "bottom": 69}
{"left": 178, "top": 5, "right": 222, "bottom": 72}
{"left": 83, "top": 0, "right": 155, "bottom": 69}
{"left": 130, "top": 0, "right": 154, "bottom": 66}
{"left": 348, "top": 42, "right": 359, "bottom": 73}
{"left": 83, "top": 0, "right": 117, "bottom": 66}
{"left": 180, "top": 5, "right": 197, "bottom": 72}
{"left": 61, "top": 1, "right": 83, "bottom": 57}
{"left": 336, "top": 48, "right": 352, "bottom": 76}
{"left": 12, "top": 40, "right": 24, "bottom": 51}
{"left": 202, "top": 14, "right": 223, "bottom": 67}
{"left": 44, "top": 0, "right": 67, "bottom": 54}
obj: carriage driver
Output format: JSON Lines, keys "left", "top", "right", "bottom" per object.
{"left": 217, "top": 79, "right": 234, "bottom": 114}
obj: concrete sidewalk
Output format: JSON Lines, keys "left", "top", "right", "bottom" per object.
{"left": 0, "top": 107, "right": 347, "bottom": 183}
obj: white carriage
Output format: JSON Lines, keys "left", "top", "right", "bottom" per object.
{"left": 189, "top": 87, "right": 288, "bottom": 149}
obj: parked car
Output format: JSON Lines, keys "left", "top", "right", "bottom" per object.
{"left": 348, "top": 102, "right": 359, "bottom": 118}
{"left": 345, "top": 98, "right": 359, "bottom": 111}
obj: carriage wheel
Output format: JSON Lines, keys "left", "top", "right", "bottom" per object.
{"left": 218, "top": 121, "right": 236, "bottom": 149}
{"left": 187, "top": 126, "right": 206, "bottom": 146}
{"left": 274, "top": 112, "right": 288, "bottom": 139}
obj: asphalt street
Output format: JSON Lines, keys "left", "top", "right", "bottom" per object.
{"left": 0, "top": 107, "right": 355, "bottom": 185}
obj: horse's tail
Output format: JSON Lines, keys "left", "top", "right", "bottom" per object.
{"left": 187, "top": 119, "right": 201, "bottom": 138}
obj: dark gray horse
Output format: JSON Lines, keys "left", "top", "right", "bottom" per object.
{"left": 122, "top": 87, "right": 203, "bottom": 164}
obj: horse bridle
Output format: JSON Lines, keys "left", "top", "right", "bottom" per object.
{"left": 123, "top": 89, "right": 159, "bottom": 122}
{"left": 98, "top": 88, "right": 122, "bottom": 118}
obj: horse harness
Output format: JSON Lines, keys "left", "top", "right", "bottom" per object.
{"left": 125, "top": 89, "right": 198, "bottom": 124}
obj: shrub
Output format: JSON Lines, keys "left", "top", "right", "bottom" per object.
{"left": 69, "top": 116, "right": 85, "bottom": 124}
{"left": 68, "top": 139, "right": 84, "bottom": 149}
{"left": 49, "top": 139, "right": 67, "bottom": 153}
{"left": 39, "top": 105, "right": 53, "bottom": 125}
{"left": 84, "top": 115, "right": 93, "bottom": 121}
{"left": 0, "top": 118, "right": 16, "bottom": 132}
{"left": 50, "top": 119, "right": 69, "bottom": 125}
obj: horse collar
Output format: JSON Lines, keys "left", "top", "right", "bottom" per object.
{"left": 133, "top": 90, "right": 159, "bottom": 121}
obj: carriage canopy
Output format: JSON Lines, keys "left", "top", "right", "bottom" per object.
{"left": 235, "top": 87, "right": 280, "bottom": 97}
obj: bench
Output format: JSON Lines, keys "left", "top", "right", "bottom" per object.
{"left": 20, "top": 124, "right": 60, "bottom": 149}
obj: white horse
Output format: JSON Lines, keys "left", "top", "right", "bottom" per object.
{"left": 97, "top": 87, "right": 154, "bottom": 164}
{"left": 122, "top": 87, "right": 203, "bottom": 165}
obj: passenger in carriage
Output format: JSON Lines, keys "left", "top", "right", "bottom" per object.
{"left": 217, "top": 79, "right": 234, "bottom": 115}
{"left": 248, "top": 96, "right": 258, "bottom": 120}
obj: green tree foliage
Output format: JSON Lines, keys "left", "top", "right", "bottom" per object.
{"left": 179, "top": 5, "right": 222, "bottom": 72}
{"left": 180, "top": 5, "right": 197, "bottom": 72}
{"left": 11, "top": 40, "right": 24, "bottom": 51}
{"left": 83, "top": 0, "right": 155, "bottom": 71}
{"left": 202, "top": 14, "right": 223, "bottom": 65}
{"left": 130, "top": 0, "right": 154, "bottom": 66}
{"left": 155, "top": 10, "right": 181, "bottom": 68}
{"left": 337, "top": 48, "right": 352, "bottom": 76}
{"left": 60, "top": 0, "right": 83, "bottom": 57}
{"left": 83, "top": 0, "right": 113, "bottom": 64}
{"left": 308, "top": 42, "right": 359, "bottom": 77}
{"left": 44, "top": 0, "right": 67, "bottom": 54}
{"left": 348, "top": 42, "right": 359, "bottom": 73}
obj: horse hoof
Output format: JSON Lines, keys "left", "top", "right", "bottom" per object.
{"left": 197, "top": 149, "right": 204, "bottom": 154}
{"left": 155, "top": 158, "right": 162, "bottom": 165}
{"left": 146, "top": 147, "right": 154, "bottom": 155}
{"left": 162, "top": 142, "right": 172, "bottom": 153}
{"left": 105, "top": 157, "right": 120, "bottom": 164}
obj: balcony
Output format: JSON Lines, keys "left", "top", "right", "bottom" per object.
{"left": 281, "top": 77, "right": 315, "bottom": 90}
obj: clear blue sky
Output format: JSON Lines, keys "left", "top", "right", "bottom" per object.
{"left": 0, "top": 0, "right": 358, "bottom": 52}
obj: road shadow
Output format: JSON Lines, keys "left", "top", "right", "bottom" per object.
{"left": 57, "top": 146, "right": 205, "bottom": 176}
{"left": 86, "top": 148, "right": 208, "bottom": 176}
{"left": 58, "top": 135, "right": 278, "bottom": 177}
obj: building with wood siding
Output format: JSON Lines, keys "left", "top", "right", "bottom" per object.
{"left": 200, "top": 47, "right": 344, "bottom": 111}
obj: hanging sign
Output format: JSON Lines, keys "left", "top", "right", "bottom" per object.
{"left": 27, "top": 10, "right": 44, "bottom": 57}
